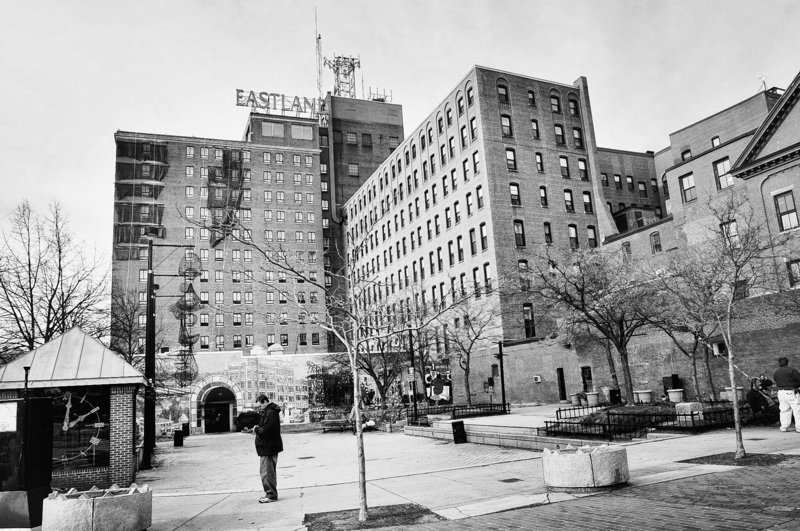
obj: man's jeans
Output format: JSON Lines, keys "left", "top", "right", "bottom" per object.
{"left": 777, "top": 389, "right": 800, "bottom": 431}
{"left": 260, "top": 454, "right": 278, "bottom": 499}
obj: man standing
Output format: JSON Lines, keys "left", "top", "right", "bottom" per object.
{"left": 773, "top": 357, "right": 800, "bottom": 432}
{"left": 253, "top": 394, "right": 283, "bottom": 502}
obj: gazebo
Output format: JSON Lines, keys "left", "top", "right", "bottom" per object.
{"left": 0, "top": 328, "right": 146, "bottom": 490}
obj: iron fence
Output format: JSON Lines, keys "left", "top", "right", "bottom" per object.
{"left": 544, "top": 404, "right": 751, "bottom": 441}
{"left": 408, "top": 403, "right": 507, "bottom": 422}
{"left": 556, "top": 405, "right": 609, "bottom": 420}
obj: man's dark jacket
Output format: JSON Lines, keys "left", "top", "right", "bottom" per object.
{"left": 254, "top": 402, "right": 283, "bottom": 456}
{"left": 774, "top": 366, "right": 800, "bottom": 390}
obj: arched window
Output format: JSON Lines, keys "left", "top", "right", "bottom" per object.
{"left": 568, "top": 99, "right": 580, "bottom": 117}
{"left": 497, "top": 83, "right": 509, "bottom": 103}
{"left": 550, "top": 93, "right": 561, "bottom": 113}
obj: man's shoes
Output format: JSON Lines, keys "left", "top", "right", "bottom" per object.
{"left": 258, "top": 496, "right": 277, "bottom": 503}
{"left": 779, "top": 427, "right": 789, "bottom": 432}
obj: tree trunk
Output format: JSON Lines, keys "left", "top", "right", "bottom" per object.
{"left": 689, "top": 341, "right": 701, "bottom": 400}
{"left": 604, "top": 340, "right": 620, "bottom": 390}
{"left": 617, "top": 345, "right": 636, "bottom": 404}
{"left": 350, "top": 356, "right": 368, "bottom": 521}
{"left": 463, "top": 364, "right": 472, "bottom": 407}
{"left": 727, "top": 342, "right": 746, "bottom": 459}
{"left": 703, "top": 344, "right": 716, "bottom": 400}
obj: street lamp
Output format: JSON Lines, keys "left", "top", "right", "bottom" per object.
{"left": 408, "top": 327, "right": 418, "bottom": 422}
{"left": 496, "top": 341, "right": 508, "bottom": 414}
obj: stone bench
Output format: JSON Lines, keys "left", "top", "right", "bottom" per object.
{"left": 542, "top": 444, "right": 629, "bottom": 491}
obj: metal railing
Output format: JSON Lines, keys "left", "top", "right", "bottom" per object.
{"left": 544, "top": 404, "right": 751, "bottom": 441}
{"left": 556, "top": 405, "right": 609, "bottom": 420}
{"left": 408, "top": 403, "right": 507, "bottom": 423}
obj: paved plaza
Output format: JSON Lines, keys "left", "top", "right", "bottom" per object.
{"left": 137, "top": 407, "right": 800, "bottom": 530}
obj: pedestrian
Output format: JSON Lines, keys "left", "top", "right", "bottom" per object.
{"left": 772, "top": 357, "right": 800, "bottom": 432}
{"left": 253, "top": 394, "right": 283, "bottom": 503}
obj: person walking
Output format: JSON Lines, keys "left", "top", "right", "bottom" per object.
{"left": 773, "top": 357, "right": 800, "bottom": 432}
{"left": 253, "top": 394, "right": 283, "bottom": 502}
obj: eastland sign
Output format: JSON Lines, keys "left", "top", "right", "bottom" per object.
{"left": 235, "top": 89, "right": 320, "bottom": 115}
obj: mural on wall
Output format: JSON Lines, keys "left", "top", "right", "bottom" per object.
{"left": 144, "top": 350, "right": 332, "bottom": 428}
{"left": 425, "top": 363, "right": 452, "bottom": 405}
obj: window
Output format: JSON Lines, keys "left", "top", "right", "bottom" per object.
{"left": 185, "top": 146, "right": 194, "bottom": 158}
{"left": 587, "top": 226, "right": 597, "bottom": 248}
{"left": 775, "top": 191, "right": 799, "bottom": 231}
{"left": 681, "top": 149, "right": 692, "bottom": 161}
{"left": 714, "top": 157, "right": 733, "bottom": 190}
{"left": 215, "top": 148, "right": 223, "bottom": 160}
{"left": 346, "top": 132, "right": 358, "bottom": 145}
{"left": 361, "top": 133, "right": 372, "bottom": 147}
{"left": 523, "top": 303, "right": 535, "bottom": 338}
{"left": 446, "top": 107, "right": 453, "bottom": 126}
{"left": 638, "top": 181, "right": 648, "bottom": 198}
{"left": 466, "top": 86, "right": 474, "bottom": 106}
{"left": 550, "top": 95, "right": 561, "bottom": 113}
{"left": 540, "top": 186, "right": 548, "bottom": 207}
{"left": 650, "top": 231, "right": 663, "bottom": 254}
{"left": 626, "top": 175, "right": 634, "bottom": 190}
{"left": 469, "top": 229, "right": 477, "bottom": 255}
{"left": 513, "top": 220, "right": 526, "bottom": 247}
{"left": 348, "top": 163, "right": 359, "bottom": 177}
{"left": 583, "top": 192, "right": 593, "bottom": 213}
{"left": 262, "top": 121, "right": 285, "bottom": 138}
{"left": 568, "top": 99, "right": 579, "bottom": 117}
{"left": 501, "top": 115, "right": 513, "bottom": 137}
{"left": 721, "top": 220, "right": 739, "bottom": 247}
{"left": 505, "top": 148, "right": 517, "bottom": 170}
{"left": 509, "top": 183, "right": 521, "bottom": 206}
{"left": 662, "top": 176, "right": 670, "bottom": 199}
{"left": 787, "top": 259, "right": 800, "bottom": 287}
{"left": 554, "top": 124, "right": 565, "bottom": 144}
{"left": 574, "top": 160, "right": 588, "bottom": 181}
{"left": 614, "top": 174, "right": 622, "bottom": 188}
{"left": 497, "top": 84, "right": 509, "bottom": 103}
{"left": 679, "top": 173, "right": 696, "bottom": 203}
{"left": 476, "top": 186, "right": 484, "bottom": 208}
{"left": 564, "top": 190, "right": 574, "bottom": 212}
{"left": 275, "top": 153, "right": 284, "bottom": 165}
{"left": 470, "top": 117, "right": 478, "bottom": 139}
{"left": 635, "top": 211, "right": 644, "bottom": 228}
{"left": 711, "top": 136, "right": 721, "bottom": 148}
{"left": 185, "top": 186, "right": 194, "bottom": 198}
{"left": 535, "top": 153, "right": 544, "bottom": 172}
{"left": 480, "top": 223, "right": 488, "bottom": 250}
{"left": 568, "top": 224, "right": 579, "bottom": 249}
{"left": 573, "top": 128, "right": 584, "bottom": 149}
{"left": 559, "top": 156, "right": 570, "bottom": 178}
{"left": 527, "top": 90, "right": 536, "bottom": 106}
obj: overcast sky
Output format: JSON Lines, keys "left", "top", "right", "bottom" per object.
{"left": 1, "top": 0, "right": 798, "bottom": 267}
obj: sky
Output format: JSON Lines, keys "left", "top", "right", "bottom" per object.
{"left": 1, "top": 0, "right": 798, "bottom": 269}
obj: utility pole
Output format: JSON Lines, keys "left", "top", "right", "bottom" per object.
{"left": 496, "top": 341, "right": 507, "bottom": 414}
{"left": 143, "top": 238, "right": 155, "bottom": 470}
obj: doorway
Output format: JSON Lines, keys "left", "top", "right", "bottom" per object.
{"left": 203, "top": 386, "right": 235, "bottom": 433}
{"left": 581, "top": 366, "right": 593, "bottom": 392}
{"left": 556, "top": 368, "right": 567, "bottom": 401}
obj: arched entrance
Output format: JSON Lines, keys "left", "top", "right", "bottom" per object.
{"left": 189, "top": 376, "right": 245, "bottom": 433}
{"left": 203, "top": 386, "right": 236, "bottom": 433}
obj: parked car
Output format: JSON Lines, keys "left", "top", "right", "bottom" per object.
{"left": 235, "top": 410, "right": 261, "bottom": 432}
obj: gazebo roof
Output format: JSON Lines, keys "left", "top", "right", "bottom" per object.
{"left": 0, "top": 328, "right": 146, "bottom": 389}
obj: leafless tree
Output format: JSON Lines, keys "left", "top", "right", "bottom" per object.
{"left": 522, "top": 245, "right": 655, "bottom": 404}
{"left": 439, "top": 297, "right": 502, "bottom": 406}
{"left": 659, "top": 193, "right": 792, "bottom": 458}
{"left": 0, "top": 201, "right": 108, "bottom": 363}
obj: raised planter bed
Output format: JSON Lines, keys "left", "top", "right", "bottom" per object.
{"left": 42, "top": 484, "right": 151, "bottom": 531}
{"left": 542, "top": 444, "right": 629, "bottom": 491}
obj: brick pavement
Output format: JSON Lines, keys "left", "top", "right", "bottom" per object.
{"left": 395, "top": 456, "right": 800, "bottom": 530}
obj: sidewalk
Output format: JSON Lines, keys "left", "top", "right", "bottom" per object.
{"left": 139, "top": 405, "right": 800, "bottom": 530}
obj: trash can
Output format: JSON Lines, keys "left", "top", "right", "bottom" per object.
{"left": 452, "top": 421, "right": 467, "bottom": 444}
{"left": 182, "top": 423, "right": 190, "bottom": 436}
{"left": 609, "top": 389, "right": 622, "bottom": 404}
{"left": 173, "top": 430, "right": 184, "bottom": 447}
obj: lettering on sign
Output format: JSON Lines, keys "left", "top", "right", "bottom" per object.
{"left": 235, "top": 90, "right": 320, "bottom": 116}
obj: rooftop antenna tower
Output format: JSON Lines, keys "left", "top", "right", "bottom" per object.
{"left": 315, "top": 9, "right": 323, "bottom": 100}
{"left": 324, "top": 54, "right": 361, "bottom": 98}
{"left": 758, "top": 74, "right": 768, "bottom": 93}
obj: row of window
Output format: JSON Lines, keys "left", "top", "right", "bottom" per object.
{"left": 504, "top": 148, "right": 588, "bottom": 178}
{"left": 513, "top": 221, "right": 597, "bottom": 249}
{"left": 184, "top": 145, "right": 314, "bottom": 167}
{"left": 496, "top": 82, "right": 580, "bottom": 119}
{"left": 600, "top": 173, "right": 657, "bottom": 197}
{"left": 500, "top": 115, "right": 584, "bottom": 149}
{"left": 197, "top": 332, "right": 321, "bottom": 350}
{"left": 512, "top": 185, "right": 594, "bottom": 213}
{"left": 668, "top": 157, "right": 733, "bottom": 204}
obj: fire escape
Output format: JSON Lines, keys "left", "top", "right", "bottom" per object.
{"left": 208, "top": 149, "right": 244, "bottom": 248}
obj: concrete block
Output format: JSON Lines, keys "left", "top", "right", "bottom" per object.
{"left": 42, "top": 495, "right": 94, "bottom": 531}
{"left": 94, "top": 489, "right": 152, "bottom": 531}
{"left": 542, "top": 445, "right": 628, "bottom": 490}
{"left": 41, "top": 484, "right": 151, "bottom": 531}
{"left": 676, "top": 402, "right": 704, "bottom": 426}
{"left": 0, "top": 491, "right": 35, "bottom": 528}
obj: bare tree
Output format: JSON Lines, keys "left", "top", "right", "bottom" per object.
{"left": 0, "top": 201, "right": 108, "bottom": 363}
{"left": 440, "top": 297, "right": 502, "bottom": 406}
{"left": 522, "top": 245, "right": 654, "bottom": 404}
{"left": 660, "top": 193, "right": 792, "bottom": 458}
{"left": 110, "top": 286, "right": 146, "bottom": 369}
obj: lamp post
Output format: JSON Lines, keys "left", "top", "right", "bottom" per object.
{"left": 408, "top": 327, "right": 418, "bottom": 422}
{"left": 496, "top": 341, "right": 507, "bottom": 414}
{"left": 142, "top": 239, "right": 155, "bottom": 470}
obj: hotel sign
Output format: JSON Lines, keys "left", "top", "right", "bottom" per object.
{"left": 235, "top": 89, "right": 321, "bottom": 116}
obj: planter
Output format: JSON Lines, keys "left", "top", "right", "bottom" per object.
{"left": 724, "top": 387, "right": 744, "bottom": 401}
{"left": 42, "top": 484, "right": 152, "bottom": 531}
{"left": 585, "top": 392, "right": 600, "bottom": 406}
{"left": 666, "top": 389, "right": 685, "bottom": 402}
{"left": 542, "top": 444, "right": 629, "bottom": 491}
{"left": 569, "top": 394, "right": 581, "bottom": 406}
{"left": 634, "top": 390, "right": 653, "bottom": 404}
